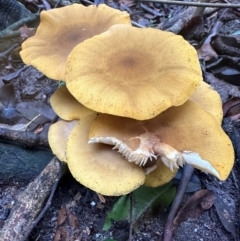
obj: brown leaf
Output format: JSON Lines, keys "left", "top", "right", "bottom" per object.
{"left": 34, "top": 125, "right": 43, "bottom": 134}
{"left": 118, "top": 0, "right": 136, "bottom": 7}
{"left": 67, "top": 212, "right": 79, "bottom": 229}
{"left": 19, "top": 24, "right": 36, "bottom": 40}
{"left": 57, "top": 206, "right": 67, "bottom": 226}
{"left": 205, "top": 72, "right": 240, "bottom": 103}
{"left": 223, "top": 97, "right": 240, "bottom": 116}
{"left": 173, "top": 189, "right": 215, "bottom": 232}
{"left": 54, "top": 226, "right": 69, "bottom": 241}
{"left": 197, "top": 43, "right": 218, "bottom": 61}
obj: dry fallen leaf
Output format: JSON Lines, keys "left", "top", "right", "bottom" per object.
{"left": 223, "top": 97, "right": 240, "bottom": 117}
{"left": 19, "top": 24, "right": 36, "bottom": 40}
{"left": 197, "top": 43, "right": 218, "bottom": 61}
{"left": 205, "top": 72, "right": 240, "bottom": 103}
{"left": 173, "top": 189, "right": 215, "bottom": 233}
{"left": 118, "top": 0, "right": 136, "bottom": 7}
{"left": 54, "top": 204, "right": 81, "bottom": 241}
{"left": 57, "top": 205, "right": 67, "bottom": 226}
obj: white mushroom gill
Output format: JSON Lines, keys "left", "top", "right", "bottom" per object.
{"left": 89, "top": 132, "right": 220, "bottom": 179}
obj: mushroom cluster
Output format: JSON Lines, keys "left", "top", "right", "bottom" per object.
{"left": 20, "top": 4, "right": 234, "bottom": 196}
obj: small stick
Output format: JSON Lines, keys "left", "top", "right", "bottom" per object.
{"left": 0, "top": 157, "right": 63, "bottom": 241}
{"left": 140, "top": 3, "right": 163, "bottom": 17}
{"left": 19, "top": 159, "right": 66, "bottom": 241}
{"left": 129, "top": 193, "right": 133, "bottom": 241}
{"left": 161, "top": 164, "right": 194, "bottom": 241}
{"left": 192, "top": 0, "right": 208, "bottom": 18}
{"left": 138, "top": 0, "right": 240, "bottom": 8}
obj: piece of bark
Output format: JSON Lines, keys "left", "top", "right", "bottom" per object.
{"left": 0, "top": 127, "right": 49, "bottom": 148}
{"left": 0, "top": 157, "right": 62, "bottom": 241}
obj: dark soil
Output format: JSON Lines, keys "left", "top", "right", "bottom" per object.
{"left": 0, "top": 1, "right": 240, "bottom": 241}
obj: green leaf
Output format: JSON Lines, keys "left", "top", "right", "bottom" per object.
{"left": 131, "top": 183, "right": 173, "bottom": 223}
{"left": 103, "top": 182, "right": 174, "bottom": 230}
{"left": 103, "top": 194, "right": 130, "bottom": 230}
{"left": 104, "top": 239, "right": 117, "bottom": 241}
{"left": 152, "top": 186, "right": 176, "bottom": 208}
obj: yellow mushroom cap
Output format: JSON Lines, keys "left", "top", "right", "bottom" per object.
{"left": 89, "top": 100, "right": 234, "bottom": 182}
{"left": 48, "top": 120, "right": 78, "bottom": 162}
{"left": 50, "top": 85, "right": 94, "bottom": 120}
{"left": 66, "top": 24, "right": 202, "bottom": 120}
{"left": 20, "top": 4, "right": 131, "bottom": 81}
{"left": 190, "top": 81, "right": 223, "bottom": 124}
{"left": 66, "top": 114, "right": 145, "bottom": 196}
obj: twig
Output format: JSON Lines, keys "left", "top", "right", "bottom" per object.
{"left": 16, "top": 114, "right": 41, "bottom": 131}
{"left": 192, "top": 0, "right": 208, "bottom": 18}
{"left": 42, "top": 0, "right": 52, "bottom": 10}
{"left": 138, "top": 0, "right": 240, "bottom": 8}
{"left": 0, "top": 127, "right": 49, "bottom": 148}
{"left": 161, "top": 164, "right": 194, "bottom": 241}
{"left": 0, "top": 157, "right": 62, "bottom": 241}
{"left": 0, "top": 43, "right": 19, "bottom": 59}
{"left": 131, "top": 21, "right": 145, "bottom": 28}
{"left": 80, "top": 0, "right": 145, "bottom": 28}
{"left": 19, "top": 159, "right": 67, "bottom": 241}
{"left": 140, "top": 3, "right": 163, "bottom": 17}
{"left": 202, "top": 8, "right": 228, "bottom": 45}
{"left": 0, "top": 66, "right": 29, "bottom": 81}
{"left": 129, "top": 192, "right": 133, "bottom": 241}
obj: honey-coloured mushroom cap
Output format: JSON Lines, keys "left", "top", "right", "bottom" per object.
{"left": 50, "top": 85, "right": 94, "bottom": 120}
{"left": 66, "top": 114, "right": 145, "bottom": 196}
{"left": 190, "top": 81, "right": 223, "bottom": 124}
{"left": 48, "top": 120, "right": 78, "bottom": 162}
{"left": 66, "top": 24, "right": 202, "bottom": 120}
{"left": 20, "top": 4, "right": 131, "bottom": 81}
{"left": 89, "top": 100, "right": 234, "bottom": 182}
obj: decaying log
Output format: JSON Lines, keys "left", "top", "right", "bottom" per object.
{"left": 0, "top": 157, "right": 65, "bottom": 241}
{"left": 0, "top": 141, "right": 53, "bottom": 183}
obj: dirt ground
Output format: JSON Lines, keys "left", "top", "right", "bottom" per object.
{"left": 0, "top": 1, "right": 240, "bottom": 241}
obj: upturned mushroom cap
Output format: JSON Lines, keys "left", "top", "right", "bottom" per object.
{"left": 48, "top": 120, "right": 78, "bottom": 162}
{"left": 66, "top": 24, "right": 202, "bottom": 120}
{"left": 50, "top": 86, "right": 94, "bottom": 120}
{"left": 190, "top": 81, "right": 223, "bottom": 124}
{"left": 66, "top": 114, "right": 145, "bottom": 196}
{"left": 89, "top": 100, "right": 234, "bottom": 182}
{"left": 20, "top": 4, "right": 131, "bottom": 81}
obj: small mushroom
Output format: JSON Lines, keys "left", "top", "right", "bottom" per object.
{"left": 66, "top": 114, "right": 146, "bottom": 196}
{"left": 190, "top": 81, "right": 223, "bottom": 124}
{"left": 89, "top": 100, "right": 234, "bottom": 183}
{"left": 20, "top": 4, "right": 131, "bottom": 81}
{"left": 66, "top": 24, "right": 202, "bottom": 120}
{"left": 48, "top": 120, "right": 78, "bottom": 162}
{"left": 50, "top": 85, "right": 94, "bottom": 120}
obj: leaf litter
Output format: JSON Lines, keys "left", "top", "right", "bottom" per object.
{"left": 0, "top": 1, "right": 240, "bottom": 241}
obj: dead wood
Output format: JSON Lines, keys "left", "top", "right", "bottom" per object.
{"left": 0, "top": 157, "right": 65, "bottom": 241}
{"left": 0, "top": 127, "right": 49, "bottom": 148}
{"left": 160, "top": 164, "right": 194, "bottom": 241}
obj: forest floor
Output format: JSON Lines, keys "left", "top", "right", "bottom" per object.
{"left": 0, "top": 0, "right": 240, "bottom": 241}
